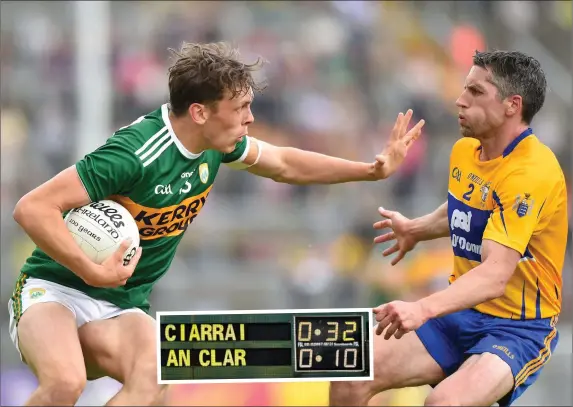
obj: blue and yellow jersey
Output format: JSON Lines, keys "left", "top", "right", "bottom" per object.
{"left": 447, "top": 128, "right": 568, "bottom": 319}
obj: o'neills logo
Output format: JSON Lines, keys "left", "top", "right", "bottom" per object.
{"left": 112, "top": 186, "right": 212, "bottom": 240}
{"left": 70, "top": 203, "right": 123, "bottom": 239}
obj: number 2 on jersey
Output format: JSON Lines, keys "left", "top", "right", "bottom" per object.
{"left": 463, "top": 183, "right": 474, "bottom": 201}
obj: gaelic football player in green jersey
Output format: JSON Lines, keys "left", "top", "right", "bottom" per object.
{"left": 10, "top": 42, "right": 424, "bottom": 406}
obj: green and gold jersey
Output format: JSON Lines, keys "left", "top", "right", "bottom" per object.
{"left": 19, "top": 104, "right": 251, "bottom": 312}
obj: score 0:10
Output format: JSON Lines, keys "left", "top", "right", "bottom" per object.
{"left": 297, "top": 320, "right": 358, "bottom": 342}
{"left": 298, "top": 347, "right": 360, "bottom": 369}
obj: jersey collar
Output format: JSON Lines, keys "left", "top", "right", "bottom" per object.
{"left": 161, "top": 104, "right": 203, "bottom": 160}
{"left": 502, "top": 127, "right": 533, "bottom": 157}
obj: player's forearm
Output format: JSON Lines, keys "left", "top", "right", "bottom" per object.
{"left": 13, "top": 197, "right": 95, "bottom": 280}
{"left": 274, "top": 148, "right": 376, "bottom": 185}
{"left": 417, "top": 264, "right": 506, "bottom": 319}
{"left": 409, "top": 202, "right": 449, "bottom": 242}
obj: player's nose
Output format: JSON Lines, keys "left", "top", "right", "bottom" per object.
{"left": 455, "top": 95, "right": 467, "bottom": 109}
{"left": 244, "top": 107, "right": 254, "bottom": 125}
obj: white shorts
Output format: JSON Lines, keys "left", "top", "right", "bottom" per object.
{"left": 8, "top": 277, "right": 144, "bottom": 360}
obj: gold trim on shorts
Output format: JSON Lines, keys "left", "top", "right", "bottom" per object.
{"left": 10, "top": 273, "right": 28, "bottom": 325}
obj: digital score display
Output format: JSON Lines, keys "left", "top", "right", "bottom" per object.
{"left": 294, "top": 316, "right": 364, "bottom": 372}
{"left": 157, "top": 309, "right": 373, "bottom": 383}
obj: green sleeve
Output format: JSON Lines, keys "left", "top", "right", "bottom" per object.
{"left": 75, "top": 135, "right": 144, "bottom": 202}
{"left": 221, "top": 136, "right": 250, "bottom": 164}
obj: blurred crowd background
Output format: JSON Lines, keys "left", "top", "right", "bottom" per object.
{"left": 1, "top": 1, "right": 571, "bottom": 406}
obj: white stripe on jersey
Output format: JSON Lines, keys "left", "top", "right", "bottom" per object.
{"left": 132, "top": 125, "right": 175, "bottom": 167}
{"left": 138, "top": 132, "right": 171, "bottom": 161}
{"left": 142, "top": 139, "right": 174, "bottom": 167}
{"left": 134, "top": 126, "right": 168, "bottom": 156}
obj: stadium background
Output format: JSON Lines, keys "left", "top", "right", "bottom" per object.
{"left": 1, "top": 1, "right": 571, "bottom": 405}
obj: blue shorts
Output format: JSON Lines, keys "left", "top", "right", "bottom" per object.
{"left": 415, "top": 308, "right": 559, "bottom": 407}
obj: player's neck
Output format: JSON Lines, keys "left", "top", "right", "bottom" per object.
{"left": 478, "top": 123, "right": 529, "bottom": 161}
{"left": 169, "top": 112, "right": 209, "bottom": 154}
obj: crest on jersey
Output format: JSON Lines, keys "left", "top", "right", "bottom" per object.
{"left": 512, "top": 193, "right": 534, "bottom": 217}
{"left": 199, "top": 163, "right": 209, "bottom": 184}
{"left": 29, "top": 288, "right": 46, "bottom": 300}
{"left": 480, "top": 182, "right": 491, "bottom": 204}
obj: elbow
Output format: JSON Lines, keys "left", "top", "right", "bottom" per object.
{"left": 489, "top": 275, "right": 511, "bottom": 299}
{"left": 13, "top": 193, "right": 48, "bottom": 229}
{"left": 270, "top": 168, "right": 306, "bottom": 185}
{"left": 485, "top": 261, "right": 516, "bottom": 300}
{"left": 13, "top": 195, "right": 32, "bottom": 227}
{"left": 270, "top": 172, "right": 289, "bottom": 184}
{"left": 491, "top": 282, "right": 507, "bottom": 299}
{"left": 268, "top": 148, "right": 308, "bottom": 185}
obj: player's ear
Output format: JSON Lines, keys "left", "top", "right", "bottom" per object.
{"left": 505, "top": 95, "right": 522, "bottom": 118}
{"left": 189, "top": 103, "right": 208, "bottom": 125}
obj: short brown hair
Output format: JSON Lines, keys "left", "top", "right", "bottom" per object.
{"left": 167, "top": 42, "right": 267, "bottom": 116}
{"left": 473, "top": 50, "right": 546, "bottom": 125}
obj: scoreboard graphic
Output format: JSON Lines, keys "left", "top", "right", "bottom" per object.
{"left": 157, "top": 308, "right": 374, "bottom": 384}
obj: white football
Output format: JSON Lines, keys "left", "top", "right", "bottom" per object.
{"left": 64, "top": 200, "right": 140, "bottom": 265}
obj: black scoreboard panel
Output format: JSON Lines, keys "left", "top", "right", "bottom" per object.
{"left": 157, "top": 309, "right": 373, "bottom": 383}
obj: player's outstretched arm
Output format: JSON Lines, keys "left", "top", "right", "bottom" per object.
{"left": 417, "top": 239, "right": 520, "bottom": 319}
{"left": 374, "top": 239, "right": 520, "bottom": 339}
{"left": 244, "top": 110, "right": 424, "bottom": 185}
{"left": 13, "top": 166, "right": 140, "bottom": 287}
{"left": 372, "top": 202, "right": 449, "bottom": 265}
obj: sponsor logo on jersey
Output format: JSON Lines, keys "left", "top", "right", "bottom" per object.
{"left": 29, "top": 288, "right": 46, "bottom": 300}
{"left": 179, "top": 181, "right": 192, "bottom": 195}
{"left": 178, "top": 171, "right": 194, "bottom": 194}
{"left": 512, "top": 193, "right": 534, "bottom": 217}
{"left": 450, "top": 208, "right": 482, "bottom": 256}
{"left": 451, "top": 167, "right": 462, "bottom": 182}
{"left": 450, "top": 209, "right": 472, "bottom": 233}
{"left": 448, "top": 192, "right": 489, "bottom": 262}
{"left": 155, "top": 184, "right": 173, "bottom": 195}
{"left": 451, "top": 234, "right": 482, "bottom": 257}
{"left": 199, "top": 163, "right": 209, "bottom": 184}
{"left": 112, "top": 186, "right": 213, "bottom": 240}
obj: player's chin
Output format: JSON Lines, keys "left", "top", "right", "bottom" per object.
{"left": 214, "top": 140, "right": 239, "bottom": 154}
{"left": 227, "top": 136, "right": 244, "bottom": 152}
{"left": 223, "top": 141, "right": 238, "bottom": 153}
{"left": 459, "top": 126, "right": 475, "bottom": 138}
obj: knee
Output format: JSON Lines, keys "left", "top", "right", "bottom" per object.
{"left": 329, "top": 381, "right": 374, "bottom": 406}
{"left": 39, "top": 374, "right": 86, "bottom": 405}
{"left": 424, "top": 391, "right": 460, "bottom": 406}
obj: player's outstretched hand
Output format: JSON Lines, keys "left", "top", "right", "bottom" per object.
{"left": 372, "top": 109, "right": 425, "bottom": 180}
{"left": 373, "top": 301, "right": 429, "bottom": 340}
{"left": 85, "top": 239, "right": 142, "bottom": 288}
{"left": 373, "top": 207, "right": 418, "bottom": 265}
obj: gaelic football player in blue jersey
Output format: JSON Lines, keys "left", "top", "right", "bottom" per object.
{"left": 330, "top": 50, "right": 568, "bottom": 407}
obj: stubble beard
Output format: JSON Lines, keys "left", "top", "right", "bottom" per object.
{"left": 460, "top": 125, "right": 475, "bottom": 138}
